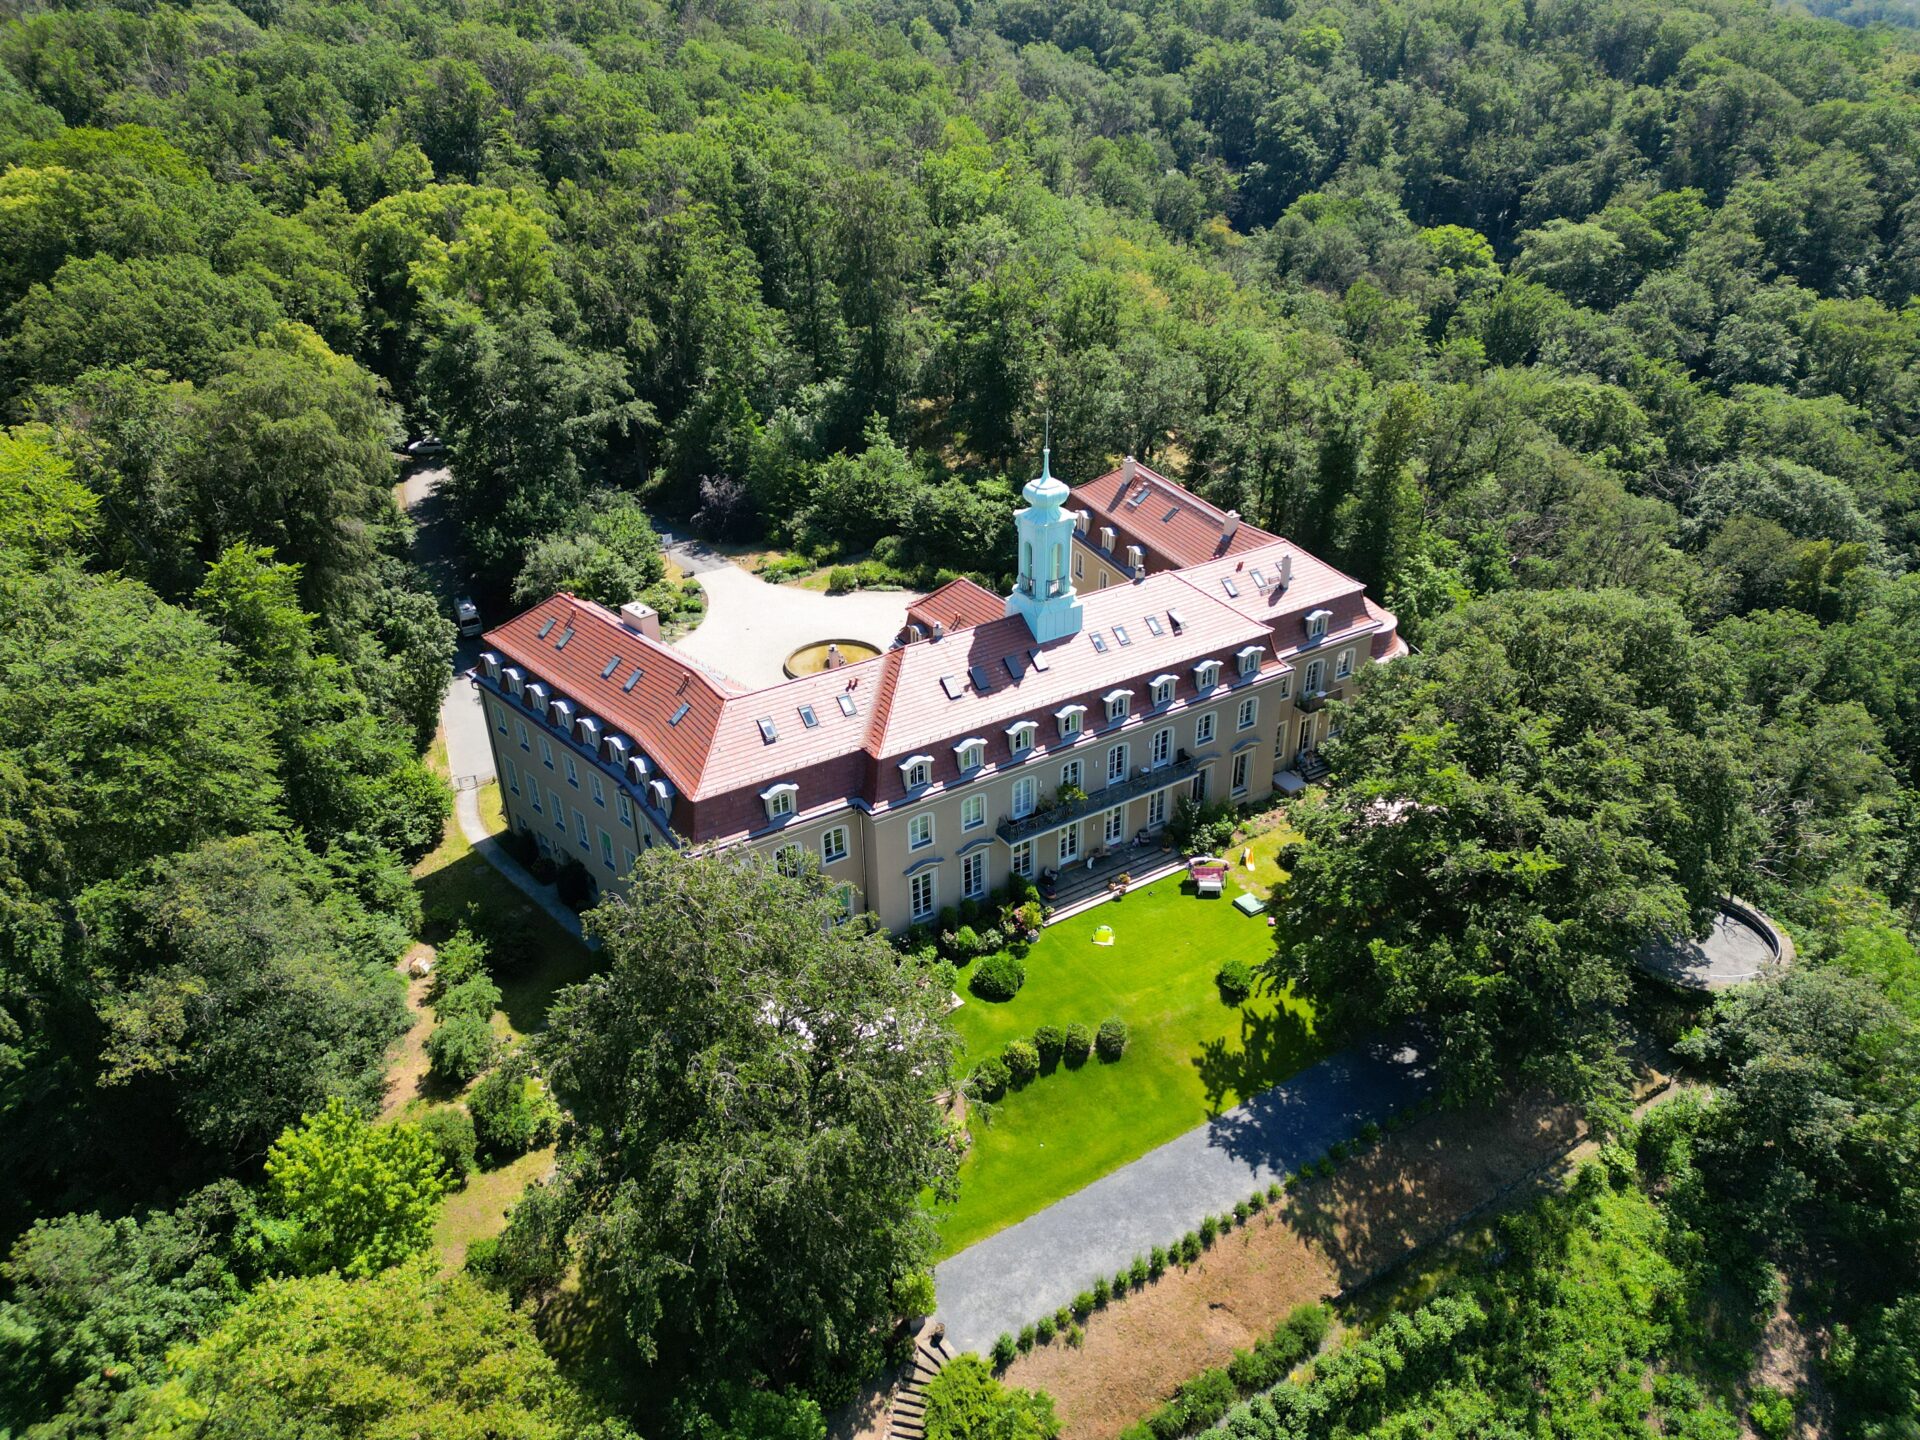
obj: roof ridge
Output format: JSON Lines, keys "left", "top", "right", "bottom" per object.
{"left": 863, "top": 644, "right": 906, "bottom": 754}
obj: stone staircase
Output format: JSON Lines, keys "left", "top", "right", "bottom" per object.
{"left": 889, "top": 1325, "right": 956, "bottom": 1440}
{"left": 1295, "top": 750, "right": 1332, "bottom": 784}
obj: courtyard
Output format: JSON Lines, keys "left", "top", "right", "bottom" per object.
{"left": 938, "top": 826, "right": 1320, "bottom": 1256}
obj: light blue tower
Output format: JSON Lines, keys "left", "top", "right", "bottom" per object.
{"left": 1005, "top": 445, "right": 1084, "bottom": 643}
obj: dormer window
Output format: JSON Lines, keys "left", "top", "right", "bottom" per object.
{"left": 1150, "top": 673, "right": 1177, "bottom": 708}
{"left": 504, "top": 666, "right": 524, "bottom": 696}
{"left": 1194, "top": 660, "right": 1222, "bottom": 691}
{"left": 1103, "top": 689, "right": 1131, "bottom": 722}
{"left": 1236, "top": 645, "right": 1264, "bottom": 677}
{"left": 577, "top": 715, "right": 602, "bottom": 747}
{"left": 1306, "top": 609, "right": 1332, "bottom": 643}
{"left": 526, "top": 680, "right": 549, "bottom": 712}
{"left": 481, "top": 652, "right": 502, "bottom": 681}
{"left": 1006, "top": 720, "right": 1038, "bottom": 754}
{"left": 900, "top": 754, "right": 935, "bottom": 789}
{"left": 1055, "top": 705, "right": 1086, "bottom": 740}
{"left": 550, "top": 698, "right": 574, "bottom": 729}
{"left": 762, "top": 782, "right": 798, "bottom": 822}
{"left": 954, "top": 737, "right": 987, "bottom": 771}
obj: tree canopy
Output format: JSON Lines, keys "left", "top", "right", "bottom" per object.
{"left": 533, "top": 850, "right": 960, "bottom": 1401}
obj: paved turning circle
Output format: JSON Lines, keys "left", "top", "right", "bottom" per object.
{"left": 933, "top": 1032, "right": 1437, "bottom": 1353}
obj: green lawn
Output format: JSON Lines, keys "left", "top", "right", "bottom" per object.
{"left": 936, "top": 866, "right": 1322, "bottom": 1255}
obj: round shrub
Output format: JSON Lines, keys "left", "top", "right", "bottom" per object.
{"left": 430, "top": 927, "right": 488, "bottom": 992}
{"left": 1063, "top": 1021, "right": 1093, "bottom": 1064}
{"left": 1179, "top": 1232, "right": 1202, "bottom": 1263}
{"left": 991, "top": 1333, "right": 1018, "bottom": 1370}
{"left": 426, "top": 1013, "right": 496, "bottom": 1086}
{"left": 1233, "top": 1199, "right": 1250, "bottom": 1224}
{"left": 1002, "top": 1039, "right": 1039, "bottom": 1087}
{"left": 1072, "top": 1290, "right": 1094, "bottom": 1319}
{"left": 1148, "top": 1245, "right": 1167, "bottom": 1278}
{"left": 1067, "top": 1323, "right": 1084, "bottom": 1349}
{"left": 970, "top": 952, "right": 1026, "bottom": 1001}
{"left": 1199, "top": 1214, "right": 1219, "bottom": 1246}
{"left": 1093, "top": 1275, "right": 1112, "bottom": 1307}
{"left": 1034, "top": 1314, "right": 1056, "bottom": 1344}
{"left": 893, "top": 1270, "right": 937, "bottom": 1320}
{"left": 1054, "top": 1306, "right": 1071, "bottom": 1332}
{"left": 1215, "top": 958, "right": 1254, "bottom": 1004}
{"left": 827, "top": 566, "right": 857, "bottom": 594}
{"left": 1268, "top": 1179, "right": 1285, "bottom": 1202}
{"left": 969, "top": 1055, "right": 1011, "bottom": 1100}
{"left": 952, "top": 924, "right": 981, "bottom": 956}
{"left": 417, "top": 1105, "right": 477, "bottom": 1181}
{"left": 469, "top": 1053, "right": 561, "bottom": 1164}
{"left": 1112, "top": 1269, "right": 1130, "bottom": 1297}
{"left": 1032, "top": 1023, "right": 1064, "bottom": 1066}
{"left": 1359, "top": 1120, "right": 1382, "bottom": 1145}
{"left": 1095, "top": 1016, "right": 1129, "bottom": 1061}
{"left": 1018, "top": 1324, "right": 1036, "bottom": 1353}
{"left": 1329, "top": 1140, "right": 1350, "bottom": 1163}
{"left": 1130, "top": 1256, "right": 1150, "bottom": 1287}
{"left": 436, "top": 973, "right": 502, "bottom": 1024}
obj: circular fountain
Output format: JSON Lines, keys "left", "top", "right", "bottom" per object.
{"left": 783, "top": 638, "right": 881, "bottom": 678}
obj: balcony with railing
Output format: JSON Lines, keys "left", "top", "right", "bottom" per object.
{"left": 996, "top": 753, "right": 1197, "bottom": 842}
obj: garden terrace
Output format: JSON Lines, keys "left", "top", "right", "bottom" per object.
{"left": 939, "top": 864, "right": 1320, "bottom": 1255}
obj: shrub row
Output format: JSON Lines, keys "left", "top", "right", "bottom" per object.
{"left": 990, "top": 1180, "right": 1290, "bottom": 1369}
{"left": 425, "top": 927, "right": 501, "bottom": 1087}
{"left": 968, "top": 1016, "right": 1129, "bottom": 1100}
{"left": 1214, "top": 1293, "right": 1486, "bottom": 1440}
{"left": 1118, "top": 1304, "right": 1332, "bottom": 1440}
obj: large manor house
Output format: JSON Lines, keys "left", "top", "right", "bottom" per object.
{"left": 477, "top": 456, "right": 1405, "bottom": 931}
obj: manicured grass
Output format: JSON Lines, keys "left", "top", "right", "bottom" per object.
{"left": 936, "top": 866, "right": 1321, "bottom": 1255}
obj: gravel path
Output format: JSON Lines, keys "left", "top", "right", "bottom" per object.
{"left": 933, "top": 1032, "right": 1437, "bottom": 1353}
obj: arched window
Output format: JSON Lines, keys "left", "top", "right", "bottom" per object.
{"left": 1050, "top": 543, "right": 1063, "bottom": 585}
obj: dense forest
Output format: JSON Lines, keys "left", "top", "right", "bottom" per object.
{"left": 1, "top": 0, "right": 1918, "bottom": 1435}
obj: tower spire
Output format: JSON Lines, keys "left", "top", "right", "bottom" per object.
{"left": 1006, "top": 412, "right": 1082, "bottom": 642}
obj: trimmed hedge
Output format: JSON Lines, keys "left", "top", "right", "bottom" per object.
{"left": 1118, "top": 1303, "right": 1335, "bottom": 1440}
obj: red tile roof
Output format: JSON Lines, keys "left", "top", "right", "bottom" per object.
{"left": 482, "top": 470, "right": 1399, "bottom": 848}
{"left": 1169, "top": 541, "right": 1379, "bottom": 658}
{"left": 905, "top": 577, "right": 1004, "bottom": 636}
{"left": 1070, "top": 461, "right": 1279, "bottom": 572}
{"left": 859, "top": 572, "right": 1277, "bottom": 810}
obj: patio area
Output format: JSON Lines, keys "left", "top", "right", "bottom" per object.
{"left": 1038, "top": 841, "right": 1184, "bottom": 919}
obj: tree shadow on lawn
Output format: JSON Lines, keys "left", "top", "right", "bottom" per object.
{"left": 1190, "top": 1000, "right": 1321, "bottom": 1115}
{"left": 415, "top": 844, "right": 600, "bottom": 1039}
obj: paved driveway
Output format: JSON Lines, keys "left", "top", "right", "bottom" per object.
{"left": 670, "top": 565, "right": 922, "bottom": 690}
{"left": 932, "top": 1032, "right": 1436, "bottom": 1354}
